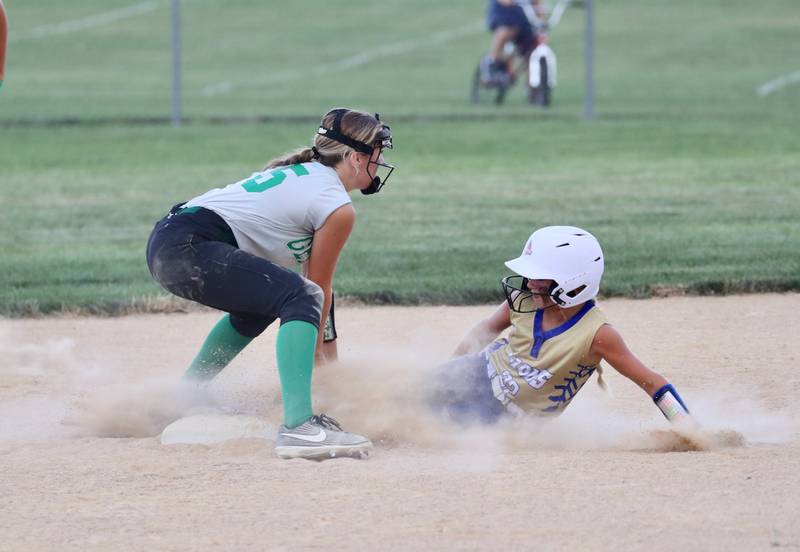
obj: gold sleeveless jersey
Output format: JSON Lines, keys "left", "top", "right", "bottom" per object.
{"left": 485, "top": 301, "right": 608, "bottom": 416}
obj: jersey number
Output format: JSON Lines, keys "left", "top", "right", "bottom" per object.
{"left": 242, "top": 164, "right": 309, "bottom": 193}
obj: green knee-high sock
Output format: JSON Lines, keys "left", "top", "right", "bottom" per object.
{"left": 275, "top": 320, "right": 317, "bottom": 428}
{"left": 183, "top": 314, "right": 254, "bottom": 380}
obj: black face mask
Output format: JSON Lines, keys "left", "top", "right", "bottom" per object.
{"left": 362, "top": 145, "right": 394, "bottom": 195}
{"left": 500, "top": 275, "right": 560, "bottom": 312}
{"left": 360, "top": 173, "right": 385, "bottom": 195}
{"left": 317, "top": 109, "right": 395, "bottom": 195}
{"left": 501, "top": 275, "right": 535, "bottom": 313}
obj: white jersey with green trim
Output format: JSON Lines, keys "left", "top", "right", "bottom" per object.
{"left": 184, "top": 161, "right": 352, "bottom": 269}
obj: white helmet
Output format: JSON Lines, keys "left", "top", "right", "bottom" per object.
{"left": 503, "top": 226, "right": 604, "bottom": 309}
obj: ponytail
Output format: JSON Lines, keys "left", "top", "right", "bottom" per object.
{"left": 263, "top": 147, "right": 316, "bottom": 170}
{"left": 596, "top": 366, "right": 609, "bottom": 393}
{"left": 263, "top": 109, "right": 382, "bottom": 171}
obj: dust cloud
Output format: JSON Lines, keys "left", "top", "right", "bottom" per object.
{"left": 1, "top": 317, "right": 794, "bottom": 453}
{"left": 311, "top": 344, "right": 793, "bottom": 453}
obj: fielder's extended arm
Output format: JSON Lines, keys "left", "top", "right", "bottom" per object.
{"left": 306, "top": 204, "right": 355, "bottom": 363}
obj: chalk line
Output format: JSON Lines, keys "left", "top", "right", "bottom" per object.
{"left": 203, "top": 20, "right": 485, "bottom": 97}
{"left": 757, "top": 70, "right": 800, "bottom": 97}
{"left": 10, "top": 1, "right": 162, "bottom": 43}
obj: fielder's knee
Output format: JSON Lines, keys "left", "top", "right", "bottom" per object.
{"left": 280, "top": 278, "right": 323, "bottom": 328}
{"left": 229, "top": 313, "right": 275, "bottom": 338}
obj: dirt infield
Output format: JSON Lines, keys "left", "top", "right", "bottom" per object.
{"left": 2, "top": 294, "right": 799, "bottom": 551}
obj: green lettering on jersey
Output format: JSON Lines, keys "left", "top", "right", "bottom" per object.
{"left": 242, "top": 163, "right": 309, "bottom": 193}
{"left": 287, "top": 236, "right": 313, "bottom": 263}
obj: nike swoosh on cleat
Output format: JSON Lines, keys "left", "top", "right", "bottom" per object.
{"left": 279, "top": 428, "right": 327, "bottom": 443}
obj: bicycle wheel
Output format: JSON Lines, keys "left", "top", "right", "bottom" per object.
{"left": 528, "top": 56, "right": 551, "bottom": 107}
{"left": 471, "top": 58, "right": 512, "bottom": 105}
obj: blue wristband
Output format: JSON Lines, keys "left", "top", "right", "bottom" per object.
{"left": 652, "top": 383, "right": 690, "bottom": 421}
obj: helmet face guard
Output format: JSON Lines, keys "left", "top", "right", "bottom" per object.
{"left": 501, "top": 275, "right": 534, "bottom": 313}
{"left": 317, "top": 109, "right": 394, "bottom": 195}
{"left": 501, "top": 275, "right": 560, "bottom": 313}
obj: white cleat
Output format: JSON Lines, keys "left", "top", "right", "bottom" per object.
{"left": 274, "top": 414, "right": 372, "bottom": 460}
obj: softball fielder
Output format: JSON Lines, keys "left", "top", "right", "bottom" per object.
{"left": 146, "top": 108, "right": 394, "bottom": 459}
{"left": 431, "top": 226, "right": 691, "bottom": 425}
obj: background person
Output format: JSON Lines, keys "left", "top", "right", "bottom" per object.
{"left": 431, "top": 226, "right": 692, "bottom": 426}
{"left": 481, "top": 0, "right": 543, "bottom": 83}
{"left": 146, "top": 108, "right": 394, "bottom": 459}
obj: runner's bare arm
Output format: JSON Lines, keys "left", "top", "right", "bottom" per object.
{"left": 590, "top": 324, "right": 691, "bottom": 422}
{"left": 590, "top": 324, "right": 667, "bottom": 396}
{"left": 453, "top": 301, "right": 511, "bottom": 356}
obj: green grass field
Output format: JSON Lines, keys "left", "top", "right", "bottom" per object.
{"left": 1, "top": 0, "right": 799, "bottom": 314}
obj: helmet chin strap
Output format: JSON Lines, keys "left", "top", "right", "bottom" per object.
{"left": 361, "top": 147, "right": 394, "bottom": 195}
{"left": 529, "top": 280, "right": 564, "bottom": 307}
{"left": 550, "top": 288, "right": 567, "bottom": 306}
{"left": 353, "top": 153, "right": 383, "bottom": 195}
{"left": 361, "top": 176, "right": 382, "bottom": 195}
{"left": 532, "top": 293, "right": 561, "bottom": 311}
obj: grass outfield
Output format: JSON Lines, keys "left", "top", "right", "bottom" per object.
{"left": 1, "top": 0, "right": 799, "bottom": 314}
{"left": 4, "top": 0, "right": 799, "bottom": 120}
{"left": 2, "top": 117, "right": 798, "bottom": 314}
